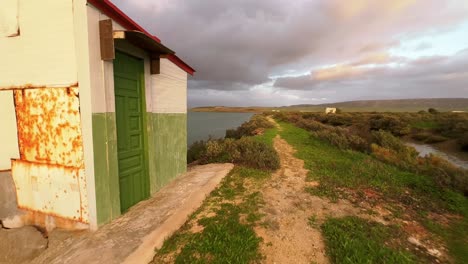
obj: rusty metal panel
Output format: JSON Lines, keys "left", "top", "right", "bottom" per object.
{"left": 14, "top": 87, "right": 84, "bottom": 168}
{"left": 11, "top": 160, "right": 89, "bottom": 223}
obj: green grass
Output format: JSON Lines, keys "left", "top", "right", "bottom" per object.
{"left": 321, "top": 216, "right": 416, "bottom": 264}
{"left": 278, "top": 121, "right": 468, "bottom": 263}
{"left": 278, "top": 121, "right": 467, "bottom": 216}
{"left": 411, "top": 121, "right": 440, "bottom": 130}
{"left": 153, "top": 166, "right": 269, "bottom": 263}
{"left": 254, "top": 127, "right": 278, "bottom": 147}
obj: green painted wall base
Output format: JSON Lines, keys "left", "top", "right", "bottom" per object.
{"left": 92, "top": 113, "right": 121, "bottom": 226}
{"left": 92, "top": 112, "right": 187, "bottom": 226}
{"left": 148, "top": 113, "right": 187, "bottom": 193}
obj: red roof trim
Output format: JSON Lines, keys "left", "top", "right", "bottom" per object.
{"left": 87, "top": 0, "right": 195, "bottom": 74}
{"left": 87, "top": 0, "right": 161, "bottom": 43}
{"left": 168, "top": 55, "right": 196, "bottom": 76}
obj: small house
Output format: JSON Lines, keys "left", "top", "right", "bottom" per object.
{"left": 325, "top": 107, "right": 337, "bottom": 114}
{"left": 0, "top": 0, "right": 194, "bottom": 230}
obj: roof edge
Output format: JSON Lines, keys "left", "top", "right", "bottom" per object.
{"left": 87, "top": 0, "right": 161, "bottom": 42}
{"left": 87, "top": 0, "right": 195, "bottom": 74}
{"left": 167, "top": 55, "right": 195, "bottom": 76}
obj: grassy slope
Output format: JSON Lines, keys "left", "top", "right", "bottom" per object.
{"left": 153, "top": 129, "right": 277, "bottom": 263}
{"left": 278, "top": 121, "right": 468, "bottom": 263}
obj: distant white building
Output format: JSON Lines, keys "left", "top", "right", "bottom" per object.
{"left": 325, "top": 107, "right": 337, "bottom": 114}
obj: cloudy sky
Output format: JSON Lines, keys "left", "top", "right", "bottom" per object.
{"left": 112, "top": 0, "right": 468, "bottom": 107}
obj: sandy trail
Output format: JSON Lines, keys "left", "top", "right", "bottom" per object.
{"left": 255, "top": 119, "right": 381, "bottom": 264}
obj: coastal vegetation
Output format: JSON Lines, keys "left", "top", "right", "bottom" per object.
{"left": 187, "top": 115, "right": 280, "bottom": 171}
{"left": 157, "top": 112, "right": 468, "bottom": 263}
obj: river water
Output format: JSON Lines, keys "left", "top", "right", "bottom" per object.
{"left": 405, "top": 142, "right": 468, "bottom": 170}
{"left": 187, "top": 112, "right": 254, "bottom": 146}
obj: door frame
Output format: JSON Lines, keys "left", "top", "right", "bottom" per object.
{"left": 114, "top": 49, "right": 150, "bottom": 212}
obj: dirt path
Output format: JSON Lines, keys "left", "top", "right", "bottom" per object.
{"left": 255, "top": 120, "right": 376, "bottom": 264}
{"left": 255, "top": 134, "right": 329, "bottom": 263}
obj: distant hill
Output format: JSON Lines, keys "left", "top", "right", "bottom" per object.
{"left": 287, "top": 98, "right": 468, "bottom": 112}
{"left": 191, "top": 98, "right": 468, "bottom": 113}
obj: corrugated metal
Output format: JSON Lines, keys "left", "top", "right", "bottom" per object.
{"left": 14, "top": 87, "right": 84, "bottom": 168}
{"left": 11, "top": 160, "right": 89, "bottom": 223}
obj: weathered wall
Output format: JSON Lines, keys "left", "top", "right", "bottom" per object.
{"left": 87, "top": 5, "right": 155, "bottom": 225}
{"left": 0, "top": 91, "right": 19, "bottom": 170}
{"left": 11, "top": 87, "right": 89, "bottom": 223}
{"left": 149, "top": 114, "right": 187, "bottom": 192}
{"left": 149, "top": 59, "right": 188, "bottom": 193}
{"left": 151, "top": 58, "right": 187, "bottom": 114}
{"left": 87, "top": 5, "right": 121, "bottom": 225}
{"left": 86, "top": 3, "right": 188, "bottom": 225}
{"left": 92, "top": 113, "right": 120, "bottom": 225}
{"left": 0, "top": 0, "right": 78, "bottom": 89}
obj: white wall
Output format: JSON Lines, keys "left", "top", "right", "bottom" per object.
{"left": 0, "top": 91, "right": 19, "bottom": 170}
{"left": 0, "top": 0, "right": 77, "bottom": 89}
{"left": 152, "top": 59, "right": 188, "bottom": 113}
{"left": 0, "top": 0, "right": 19, "bottom": 37}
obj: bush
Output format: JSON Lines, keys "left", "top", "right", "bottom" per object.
{"left": 418, "top": 154, "right": 468, "bottom": 195}
{"left": 428, "top": 108, "right": 439, "bottom": 114}
{"left": 458, "top": 134, "right": 468, "bottom": 152}
{"left": 312, "top": 126, "right": 369, "bottom": 152}
{"left": 187, "top": 137, "right": 280, "bottom": 171}
{"left": 368, "top": 115, "right": 411, "bottom": 136}
{"left": 225, "top": 115, "right": 274, "bottom": 139}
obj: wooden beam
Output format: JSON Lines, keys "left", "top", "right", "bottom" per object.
{"left": 99, "top": 19, "right": 114, "bottom": 60}
{"left": 150, "top": 58, "right": 160, "bottom": 74}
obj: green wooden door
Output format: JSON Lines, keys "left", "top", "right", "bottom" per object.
{"left": 114, "top": 51, "right": 149, "bottom": 212}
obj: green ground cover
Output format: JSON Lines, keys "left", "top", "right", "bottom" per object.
{"left": 278, "top": 120, "right": 468, "bottom": 263}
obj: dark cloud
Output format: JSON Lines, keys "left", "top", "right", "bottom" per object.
{"left": 273, "top": 49, "right": 468, "bottom": 102}
{"left": 111, "top": 0, "right": 468, "bottom": 106}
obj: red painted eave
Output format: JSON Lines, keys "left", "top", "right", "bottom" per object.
{"left": 168, "top": 55, "right": 196, "bottom": 76}
{"left": 87, "top": 0, "right": 195, "bottom": 75}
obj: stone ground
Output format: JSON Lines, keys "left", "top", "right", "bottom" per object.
{"left": 0, "top": 163, "right": 233, "bottom": 264}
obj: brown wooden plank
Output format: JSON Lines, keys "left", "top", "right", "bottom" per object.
{"left": 150, "top": 58, "right": 160, "bottom": 74}
{"left": 99, "top": 19, "right": 114, "bottom": 60}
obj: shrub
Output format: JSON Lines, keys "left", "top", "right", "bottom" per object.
{"left": 418, "top": 154, "right": 468, "bottom": 195}
{"left": 312, "top": 126, "right": 369, "bottom": 152}
{"left": 187, "top": 140, "right": 208, "bottom": 163}
{"left": 368, "top": 115, "right": 411, "bottom": 136}
{"left": 458, "top": 134, "right": 468, "bottom": 152}
{"left": 428, "top": 108, "right": 439, "bottom": 114}
{"left": 225, "top": 115, "right": 274, "bottom": 139}
{"left": 187, "top": 137, "right": 280, "bottom": 171}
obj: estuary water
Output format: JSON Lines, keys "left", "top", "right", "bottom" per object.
{"left": 187, "top": 112, "right": 254, "bottom": 146}
{"left": 405, "top": 142, "right": 468, "bottom": 170}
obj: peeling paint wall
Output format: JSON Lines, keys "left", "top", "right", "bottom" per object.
{"left": 11, "top": 160, "right": 88, "bottom": 222}
{"left": 11, "top": 87, "right": 88, "bottom": 223}
{"left": 149, "top": 60, "right": 188, "bottom": 193}
{"left": 14, "top": 88, "right": 83, "bottom": 167}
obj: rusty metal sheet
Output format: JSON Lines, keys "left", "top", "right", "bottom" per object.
{"left": 14, "top": 87, "right": 84, "bottom": 168}
{"left": 11, "top": 159, "right": 89, "bottom": 223}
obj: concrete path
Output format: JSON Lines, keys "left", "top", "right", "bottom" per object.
{"left": 30, "top": 163, "right": 234, "bottom": 264}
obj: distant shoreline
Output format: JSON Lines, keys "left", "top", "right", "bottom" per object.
{"left": 190, "top": 98, "right": 468, "bottom": 113}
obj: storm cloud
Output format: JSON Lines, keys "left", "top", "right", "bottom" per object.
{"left": 111, "top": 0, "right": 468, "bottom": 106}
